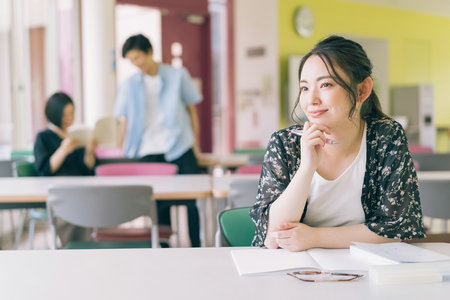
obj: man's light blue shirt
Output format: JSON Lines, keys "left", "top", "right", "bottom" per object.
{"left": 115, "top": 64, "right": 202, "bottom": 161}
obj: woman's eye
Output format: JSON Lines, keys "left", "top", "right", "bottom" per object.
{"left": 321, "top": 82, "right": 332, "bottom": 88}
{"left": 300, "top": 86, "right": 308, "bottom": 92}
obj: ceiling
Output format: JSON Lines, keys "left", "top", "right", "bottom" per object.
{"left": 345, "top": 0, "right": 450, "bottom": 18}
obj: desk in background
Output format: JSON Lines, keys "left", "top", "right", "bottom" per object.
{"left": 1, "top": 244, "right": 450, "bottom": 300}
{"left": 0, "top": 175, "right": 216, "bottom": 246}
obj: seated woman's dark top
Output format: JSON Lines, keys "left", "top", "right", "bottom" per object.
{"left": 34, "top": 129, "right": 94, "bottom": 176}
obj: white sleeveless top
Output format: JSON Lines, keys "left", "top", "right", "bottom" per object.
{"left": 138, "top": 74, "right": 170, "bottom": 156}
{"left": 302, "top": 124, "right": 367, "bottom": 227}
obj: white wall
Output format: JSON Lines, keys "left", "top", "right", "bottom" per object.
{"left": 234, "top": 0, "right": 279, "bottom": 149}
{"left": 115, "top": 5, "right": 161, "bottom": 87}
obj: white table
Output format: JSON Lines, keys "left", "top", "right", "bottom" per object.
{"left": 1, "top": 245, "right": 450, "bottom": 300}
{"left": 0, "top": 175, "right": 211, "bottom": 203}
{"left": 418, "top": 171, "right": 450, "bottom": 180}
{"left": 197, "top": 153, "right": 249, "bottom": 169}
{"left": 0, "top": 175, "right": 216, "bottom": 246}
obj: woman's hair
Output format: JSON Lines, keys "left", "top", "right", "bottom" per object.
{"left": 45, "top": 92, "right": 74, "bottom": 128}
{"left": 122, "top": 34, "right": 153, "bottom": 58}
{"left": 292, "top": 35, "right": 387, "bottom": 123}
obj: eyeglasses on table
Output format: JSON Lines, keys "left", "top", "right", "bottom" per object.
{"left": 287, "top": 270, "right": 364, "bottom": 282}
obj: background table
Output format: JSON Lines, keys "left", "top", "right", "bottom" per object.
{"left": 1, "top": 245, "right": 450, "bottom": 300}
{"left": 0, "top": 175, "right": 216, "bottom": 246}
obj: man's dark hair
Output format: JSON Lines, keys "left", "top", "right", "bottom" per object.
{"left": 45, "top": 92, "right": 73, "bottom": 128}
{"left": 122, "top": 34, "right": 153, "bottom": 58}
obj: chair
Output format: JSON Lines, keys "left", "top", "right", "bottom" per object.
{"left": 406, "top": 179, "right": 450, "bottom": 244}
{"left": 95, "top": 162, "right": 178, "bottom": 246}
{"left": 0, "top": 160, "right": 14, "bottom": 177}
{"left": 13, "top": 161, "right": 48, "bottom": 249}
{"left": 96, "top": 162, "right": 178, "bottom": 176}
{"left": 94, "top": 147, "right": 123, "bottom": 159}
{"left": 215, "top": 177, "right": 259, "bottom": 246}
{"left": 235, "top": 164, "right": 262, "bottom": 174}
{"left": 14, "top": 160, "right": 36, "bottom": 177}
{"left": 10, "top": 150, "right": 34, "bottom": 162}
{"left": 0, "top": 160, "right": 13, "bottom": 248}
{"left": 418, "top": 179, "right": 450, "bottom": 229}
{"left": 47, "top": 184, "right": 159, "bottom": 249}
{"left": 218, "top": 207, "right": 255, "bottom": 246}
{"left": 411, "top": 153, "right": 450, "bottom": 171}
{"left": 227, "top": 177, "right": 259, "bottom": 208}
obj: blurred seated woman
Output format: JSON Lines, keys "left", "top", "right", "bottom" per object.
{"left": 34, "top": 92, "right": 96, "bottom": 246}
{"left": 34, "top": 92, "right": 96, "bottom": 176}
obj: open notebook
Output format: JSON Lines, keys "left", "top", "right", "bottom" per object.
{"left": 231, "top": 248, "right": 372, "bottom": 276}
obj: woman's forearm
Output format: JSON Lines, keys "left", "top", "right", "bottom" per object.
{"left": 268, "top": 168, "right": 313, "bottom": 227}
{"left": 312, "top": 224, "right": 396, "bottom": 249}
{"left": 49, "top": 147, "right": 68, "bottom": 174}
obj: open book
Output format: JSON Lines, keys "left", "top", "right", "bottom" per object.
{"left": 231, "top": 248, "right": 372, "bottom": 276}
{"left": 67, "top": 117, "right": 121, "bottom": 147}
{"left": 350, "top": 241, "right": 450, "bottom": 264}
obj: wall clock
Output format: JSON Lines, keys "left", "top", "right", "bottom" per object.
{"left": 294, "top": 6, "right": 314, "bottom": 38}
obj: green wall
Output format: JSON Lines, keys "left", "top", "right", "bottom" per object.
{"left": 278, "top": 0, "right": 450, "bottom": 150}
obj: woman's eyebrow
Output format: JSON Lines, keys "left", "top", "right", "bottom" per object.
{"left": 300, "top": 75, "right": 333, "bottom": 84}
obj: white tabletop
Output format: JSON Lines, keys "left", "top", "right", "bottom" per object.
{"left": 417, "top": 171, "right": 450, "bottom": 180}
{"left": 1, "top": 245, "right": 450, "bottom": 300}
{"left": 0, "top": 174, "right": 212, "bottom": 202}
{"left": 198, "top": 153, "right": 249, "bottom": 168}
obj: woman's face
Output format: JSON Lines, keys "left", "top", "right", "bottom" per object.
{"left": 61, "top": 103, "right": 74, "bottom": 130}
{"left": 299, "top": 55, "right": 356, "bottom": 129}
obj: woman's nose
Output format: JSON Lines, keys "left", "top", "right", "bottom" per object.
{"left": 305, "top": 88, "right": 320, "bottom": 105}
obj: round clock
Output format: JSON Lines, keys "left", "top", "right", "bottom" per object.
{"left": 294, "top": 6, "right": 314, "bottom": 38}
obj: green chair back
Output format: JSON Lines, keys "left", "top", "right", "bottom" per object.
{"left": 65, "top": 240, "right": 153, "bottom": 249}
{"left": 15, "top": 161, "right": 36, "bottom": 177}
{"left": 11, "top": 150, "right": 34, "bottom": 161}
{"left": 219, "top": 207, "right": 256, "bottom": 246}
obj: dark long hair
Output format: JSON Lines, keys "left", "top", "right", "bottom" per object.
{"left": 292, "top": 35, "right": 387, "bottom": 123}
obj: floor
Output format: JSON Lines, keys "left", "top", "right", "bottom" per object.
{"left": 1, "top": 206, "right": 192, "bottom": 250}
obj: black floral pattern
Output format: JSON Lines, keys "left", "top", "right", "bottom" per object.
{"left": 250, "top": 117, "right": 426, "bottom": 247}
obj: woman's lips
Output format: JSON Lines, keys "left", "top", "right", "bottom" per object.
{"left": 308, "top": 110, "right": 327, "bottom": 118}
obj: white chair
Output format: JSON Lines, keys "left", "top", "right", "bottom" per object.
{"left": 47, "top": 184, "right": 159, "bottom": 249}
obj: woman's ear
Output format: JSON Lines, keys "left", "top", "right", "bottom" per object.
{"left": 357, "top": 77, "right": 373, "bottom": 103}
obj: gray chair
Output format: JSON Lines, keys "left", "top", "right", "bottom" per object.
{"left": 0, "top": 160, "right": 13, "bottom": 249}
{"left": 404, "top": 179, "right": 450, "bottom": 243}
{"left": 227, "top": 177, "right": 259, "bottom": 208}
{"left": 0, "top": 160, "right": 13, "bottom": 177}
{"left": 412, "top": 153, "right": 450, "bottom": 171}
{"left": 47, "top": 184, "right": 159, "bottom": 249}
{"left": 418, "top": 179, "right": 450, "bottom": 231}
{"left": 216, "top": 177, "right": 259, "bottom": 246}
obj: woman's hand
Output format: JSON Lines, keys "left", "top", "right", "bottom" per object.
{"left": 60, "top": 138, "right": 80, "bottom": 155}
{"left": 270, "top": 222, "right": 317, "bottom": 252}
{"left": 84, "top": 138, "right": 98, "bottom": 169}
{"left": 49, "top": 138, "right": 80, "bottom": 174}
{"left": 299, "top": 121, "right": 330, "bottom": 172}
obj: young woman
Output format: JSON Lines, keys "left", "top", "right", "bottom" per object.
{"left": 250, "top": 35, "right": 426, "bottom": 252}
{"left": 34, "top": 92, "right": 96, "bottom": 176}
